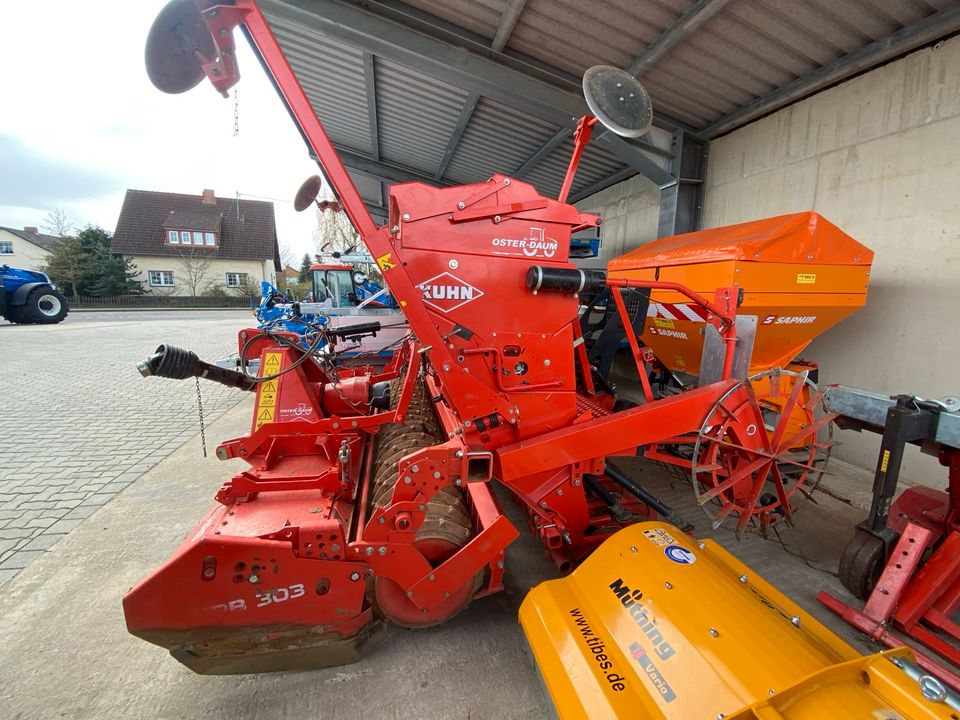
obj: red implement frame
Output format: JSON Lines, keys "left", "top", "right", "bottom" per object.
{"left": 124, "top": 0, "right": 822, "bottom": 675}
{"left": 819, "top": 451, "right": 960, "bottom": 690}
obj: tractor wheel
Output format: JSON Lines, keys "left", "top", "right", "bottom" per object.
{"left": 23, "top": 286, "right": 69, "bottom": 324}
{"left": 2, "top": 304, "right": 27, "bottom": 324}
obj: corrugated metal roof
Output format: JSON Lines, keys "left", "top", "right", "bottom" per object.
{"left": 374, "top": 59, "right": 469, "bottom": 175}
{"left": 270, "top": 16, "right": 373, "bottom": 154}
{"left": 348, "top": 172, "right": 384, "bottom": 206}
{"left": 443, "top": 98, "right": 557, "bottom": 185}
{"left": 262, "top": 0, "right": 960, "bottom": 207}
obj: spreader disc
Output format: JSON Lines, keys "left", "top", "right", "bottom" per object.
{"left": 145, "top": 0, "right": 215, "bottom": 94}
{"left": 294, "top": 175, "right": 323, "bottom": 212}
{"left": 583, "top": 65, "right": 653, "bottom": 138}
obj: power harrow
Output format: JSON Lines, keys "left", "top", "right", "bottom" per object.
{"left": 124, "top": 8, "right": 960, "bottom": 716}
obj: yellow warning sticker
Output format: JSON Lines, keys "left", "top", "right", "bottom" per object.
{"left": 259, "top": 391, "right": 277, "bottom": 408}
{"left": 796, "top": 273, "right": 816, "bottom": 284}
{"left": 642, "top": 527, "right": 676, "bottom": 547}
{"left": 255, "top": 355, "right": 283, "bottom": 429}
{"left": 376, "top": 252, "right": 396, "bottom": 271}
{"left": 675, "top": 355, "right": 686, "bottom": 368}
{"left": 880, "top": 449, "right": 890, "bottom": 473}
{"left": 653, "top": 317, "right": 675, "bottom": 329}
{"left": 263, "top": 352, "right": 282, "bottom": 371}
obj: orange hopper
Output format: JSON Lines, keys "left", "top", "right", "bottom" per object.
{"left": 608, "top": 212, "right": 873, "bottom": 378}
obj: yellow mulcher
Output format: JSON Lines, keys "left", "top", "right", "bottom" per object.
{"left": 520, "top": 522, "right": 959, "bottom": 719}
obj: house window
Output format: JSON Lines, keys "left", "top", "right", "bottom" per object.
{"left": 0, "top": 241, "right": 13, "bottom": 255}
{"left": 149, "top": 270, "right": 175, "bottom": 287}
{"left": 225, "top": 272, "right": 249, "bottom": 288}
{"left": 167, "top": 229, "right": 217, "bottom": 247}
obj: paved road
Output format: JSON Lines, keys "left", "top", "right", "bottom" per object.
{"left": 0, "top": 310, "right": 253, "bottom": 585}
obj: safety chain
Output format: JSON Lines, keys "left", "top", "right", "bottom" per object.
{"left": 233, "top": 89, "right": 240, "bottom": 137}
{"left": 195, "top": 377, "right": 208, "bottom": 458}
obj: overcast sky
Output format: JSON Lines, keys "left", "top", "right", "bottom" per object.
{"left": 0, "top": 0, "right": 322, "bottom": 262}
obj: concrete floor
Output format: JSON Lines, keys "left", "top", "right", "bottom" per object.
{"left": 0, "top": 391, "right": 887, "bottom": 719}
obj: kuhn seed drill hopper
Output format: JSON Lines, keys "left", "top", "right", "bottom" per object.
{"left": 125, "top": 0, "right": 872, "bottom": 674}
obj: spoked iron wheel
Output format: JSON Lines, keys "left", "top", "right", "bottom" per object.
{"left": 691, "top": 369, "right": 835, "bottom": 536}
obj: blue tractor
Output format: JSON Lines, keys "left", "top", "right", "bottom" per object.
{"left": 0, "top": 265, "right": 69, "bottom": 324}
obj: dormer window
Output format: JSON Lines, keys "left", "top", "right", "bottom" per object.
{"left": 166, "top": 229, "right": 218, "bottom": 247}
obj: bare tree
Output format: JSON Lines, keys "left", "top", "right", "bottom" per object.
{"left": 311, "top": 193, "right": 384, "bottom": 284}
{"left": 42, "top": 208, "right": 74, "bottom": 238}
{"left": 277, "top": 241, "right": 298, "bottom": 270}
{"left": 312, "top": 192, "right": 360, "bottom": 259}
{"left": 176, "top": 248, "right": 216, "bottom": 297}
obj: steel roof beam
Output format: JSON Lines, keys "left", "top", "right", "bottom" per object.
{"left": 433, "top": 94, "right": 479, "bottom": 181}
{"left": 362, "top": 52, "right": 381, "bottom": 161}
{"left": 512, "top": 128, "right": 570, "bottom": 178}
{"left": 567, "top": 167, "right": 636, "bottom": 205}
{"left": 334, "top": 148, "right": 454, "bottom": 187}
{"left": 264, "top": 0, "right": 675, "bottom": 187}
{"left": 433, "top": 2, "right": 525, "bottom": 181}
{"left": 491, "top": 0, "right": 528, "bottom": 52}
{"left": 364, "top": 0, "right": 693, "bottom": 134}
{"left": 702, "top": 5, "right": 960, "bottom": 138}
{"left": 360, "top": 52, "right": 388, "bottom": 208}
{"left": 626, "top": 0, "right": 733, "bottom": 77}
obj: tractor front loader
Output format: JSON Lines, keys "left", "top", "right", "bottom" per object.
{"left": 126, "top": 2, "right": 897, "bottom": 702}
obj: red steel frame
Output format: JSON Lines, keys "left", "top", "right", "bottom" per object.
{"left": 818, "top": 451, "right": 960, "bottom": 690}
{"left": 124, "top": 1, "right": 798, "bottom": 672}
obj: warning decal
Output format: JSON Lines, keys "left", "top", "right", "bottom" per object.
{"left": 256, "top": 354, "right": 283, "bottom": 429}
{"left": 263, "top": 353, "right": 281, "bottom": 371}
{"left": 376, "top": 253, "right": 396, "bottom": 271}
{"left": 796, "top": 273, "right": 816, "bottom": 284}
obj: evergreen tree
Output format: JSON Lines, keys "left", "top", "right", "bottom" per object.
{"left": 43, "top": 225, "right": 142, "bottom": 298}
{"left": 298, "top": 252, "right": 313, "bottom": 283}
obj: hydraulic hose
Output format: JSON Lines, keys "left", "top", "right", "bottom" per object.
{"left": 604, "top": 462, "right": 694, "bottom": 532}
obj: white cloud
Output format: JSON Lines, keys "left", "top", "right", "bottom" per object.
{"left": 0, "top": 0, "right": 326, "bottom": 260}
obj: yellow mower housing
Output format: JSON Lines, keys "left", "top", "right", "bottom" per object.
{"left": 520, "top": 522, "right": 957, "bottom": 719}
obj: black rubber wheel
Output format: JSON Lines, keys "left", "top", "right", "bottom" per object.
{"left": 839, "top": 528, "right": 888, "bottom": 600}
{"left": 23, "top": 286, "right": 69, "bottom": 324}
{"left": 2, "top": 304, "right": 28, "bottom": 324}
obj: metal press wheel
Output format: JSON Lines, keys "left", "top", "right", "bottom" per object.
{"left": 691, "top": 369, "right": 835, "bottom": 536}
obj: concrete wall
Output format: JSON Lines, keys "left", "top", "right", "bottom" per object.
{"left": 704, "top": 37, "right": 960, "bottom": 476}
{"left": 577, "top": 37, "right": 960, "bottom": 478}
{"left": 129, "top": 256, "right": 274, "bottom": 295}
{"left": 575, "top": 174, "right": 660, "bottom": 269}
{"left": 0, "top": 229, "right": 51, "bottom": 270}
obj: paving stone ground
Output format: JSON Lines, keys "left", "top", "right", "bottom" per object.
{"left": 0, "top": 310, "right": 251, "bottom": 585}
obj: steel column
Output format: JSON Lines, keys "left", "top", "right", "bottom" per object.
{"left": 657, "top": 130, "right": 708, "bottom": 237}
